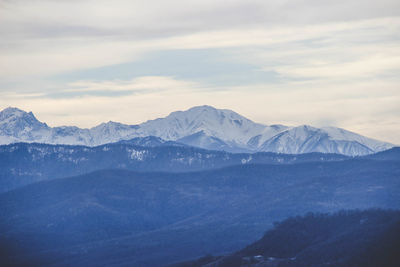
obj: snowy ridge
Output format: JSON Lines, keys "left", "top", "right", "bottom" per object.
{"left": 136, "top": 106, "right": 266, "bottom": 144}
{"left": 258, "top": 125, "right": 377, "bottom": 155}
{"left": 0, "top": 106, "right": 394, "bottom": 156}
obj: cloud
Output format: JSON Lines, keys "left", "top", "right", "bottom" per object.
{"left": 65, "top": 76, "right": 200, "bottom": 94}
{"left": 0, "top": 0, "right": 399, "bottom": 144}
{"left": 2, "top": 0, "right": 399, "bottom": 36}
{"left": 1, "top": 17, "right": 399, "bottom": 81}
{"left": 1, "top": 1, "right": 400, "bottom": 78}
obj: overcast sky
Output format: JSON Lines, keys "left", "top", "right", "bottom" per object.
{"left": 0, "top": 0, "right": 399, "bottom": 143}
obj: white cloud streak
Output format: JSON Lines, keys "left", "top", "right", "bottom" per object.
{"left": 65, "top": 76, "right": 200, "bottom": 93}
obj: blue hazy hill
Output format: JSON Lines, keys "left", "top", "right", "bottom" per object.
{"left": 0, "top": 155, "right": 399, "bottom": 266}
{"left": 0, "top": 141, "right": 351, "bottom": 192}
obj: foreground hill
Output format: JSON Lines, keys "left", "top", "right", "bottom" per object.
{"left": 0, "top": 106, "right": 393, "bottom": 155}
{"left": 173, "top": 209, "right": 400, "bottom": 267}
{"left": 0, "top": 158, "right": 399, "bottom": 266}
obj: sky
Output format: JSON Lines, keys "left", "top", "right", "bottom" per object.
{"left": 0, "top": 0, "right": 399, "bottom": 144}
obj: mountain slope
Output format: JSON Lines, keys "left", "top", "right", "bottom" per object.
{"left": 116, "top": 135, "right": 185, "bottom": 147}
{"left": 0, "top": 159, "right": 399, "bottom": 266}
{"left": 173, "top": 209, "right": 400, "bottom": 267}
{"left": 176, "top": 131, "right": 248, "bottom": 153}
{"left": 0, "top": 106, "right": 393, "bottom": 155}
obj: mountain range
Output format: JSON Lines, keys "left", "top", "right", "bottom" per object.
{"left": 0, "top": 142, "right": 351, "bottom": 193}
{"left": 0, "top": 106, "right": 394, "bottom": 156}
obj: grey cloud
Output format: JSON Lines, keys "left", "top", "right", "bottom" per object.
{"left": 1, "top": 0, "right": 400, "bottom": 41}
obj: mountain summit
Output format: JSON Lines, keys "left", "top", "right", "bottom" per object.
{"left": 0, "top": 106, "right": 393, "bottom": 155}
{"left": 136, "top": 105, "right": 267, "bottom": 151}
{"left": 0, "top": 107, "right": 49, "bottom": 144}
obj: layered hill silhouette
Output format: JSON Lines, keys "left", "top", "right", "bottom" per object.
{"left": 1, "top": 154, "right": 399, "bottom": 266}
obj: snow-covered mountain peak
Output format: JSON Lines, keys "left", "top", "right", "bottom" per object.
{"left": 257, "top": 124, "right": 393, "bottom": 155}
{"left": 0, "top": 107, "right": 47, "bottom": 133}
{"left": 151, "top": 105, "right": 254, "bottom": 128}
{"left": 0, "top": 107, "right": 49, "bottom": 145}
{"left": 0, "top": 107, "right": 39, "bottom": 123}
{"left": 138, "top": 105, "right": 266, "bottom": 144}
{"left": 0, "top": 106, "right": 394, "bottom": 156}
{"left": 0, "top": 107, "right": 25, "bottom": 117}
